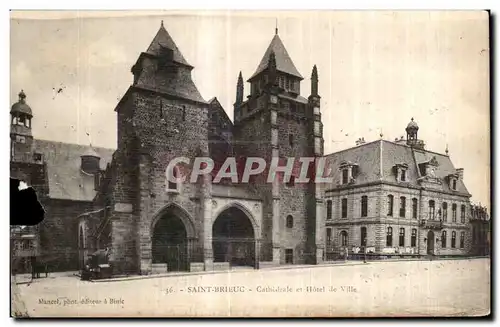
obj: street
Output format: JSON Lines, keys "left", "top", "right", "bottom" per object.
{"left": 13, "top": 258, "right": 490, "bottom": 317}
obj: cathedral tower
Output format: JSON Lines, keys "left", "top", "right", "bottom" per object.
{"left": 233, "top": 29, "right": 324, "bottom": 264}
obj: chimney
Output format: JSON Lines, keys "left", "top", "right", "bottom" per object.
{"left": 456, "top": 168, "right": 464, "bottom": 179}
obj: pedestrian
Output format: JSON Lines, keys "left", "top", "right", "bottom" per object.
{"left": 344, "top": 247, "right": 349, "bottom": 262}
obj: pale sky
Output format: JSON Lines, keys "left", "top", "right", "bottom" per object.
{"left": 10, "top": 11, "right": 490, "bottom": 208}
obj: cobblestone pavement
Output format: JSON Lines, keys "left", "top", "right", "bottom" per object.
{"left": 13, "top": 258, "right": 490, "bottom": 317}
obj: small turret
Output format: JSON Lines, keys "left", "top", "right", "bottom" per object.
{"left": 311, "top": 65, "right": 318, "bottom": 97}
{"left": 235, "top": 71, "right": 244, "bottom": 105}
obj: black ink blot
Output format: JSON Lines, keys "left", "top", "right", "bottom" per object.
{"left": 10, "top": 177, "right": 45, "bottom": 226}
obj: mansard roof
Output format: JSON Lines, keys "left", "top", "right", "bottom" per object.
{"left": 248, "top": 33, "right": 303, "bottom": 81}
{"left": 324, "top": 140, "right": 471, "bottom": 196}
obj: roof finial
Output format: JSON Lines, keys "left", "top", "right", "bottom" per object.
{"left": 161, "top": 20, "right": 164, "bottom": 28}
{"left": 445, "top": 144, "right": 449, "bottom": 155}
{"left": 275, "top": 18, "right": 278, "bottom": 35}
{"left": 18, "top": 90, "right": 26, "bottom": 102}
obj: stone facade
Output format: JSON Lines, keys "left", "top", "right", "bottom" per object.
{"left": 324, "top": 125, "right": 474, "bottom": 259}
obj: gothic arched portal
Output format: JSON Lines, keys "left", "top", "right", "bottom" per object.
{"left": 152, "top": 212, "right": 189, "bottom": 272}
{"left": 212, "top": 206, "right": 256, "bottom": 268}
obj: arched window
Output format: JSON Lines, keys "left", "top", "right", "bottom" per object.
{"left": 428, "top": 200, "right": 435, "bottom": 220}
{"left": 386, "top": 227, "right": 393, "bottom": 246}
{"left": 286, "top": 215, "right": 294, "bottom": 228}
{"left": 461, "top": 205, "right": 466, "bottom": 223}
{"left": 399, "top": 228, "right": 405, "bottom": 247}
{"left": 361, "top": 227, "right": 367, "bottom": 246}
{"left": 460, "top": 232, "right": 465, "bottom": 248}
{"left": 399, "top": 196, "right": 406, "bottom": 218}
{"left": 387, "top": 195, "right": 394, "bottom": 216}
{"left": 411, "top": 228, "right": 417, "bottom": 247}
{"left": 340, "top": 231, "right": 348, "bottom": 247}
{"left": 451, "top": 231, "right": 457, "bottom": 248}
{"left": 412, "top": 198, "right": 418, "bottom": 219}
{"left": 441, "top": 230, "right": 447, "bottom": 248}
{"left": 341, "top": 198, "right": 348, "bottom": 218}
{"left": 442, "top": 202, "right": 448, "bottom": 222}
{"left": 452, "top": 204, "right": 457, "bottom": 222}
{"left": 361, "top": 196, "right": 368, "bottom": 217}
{"left": 326, "top": 200, "right": 332, "bottom": 220}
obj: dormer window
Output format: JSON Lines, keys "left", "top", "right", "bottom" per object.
{"left": 393, "top": 163, "right": 409, "bottom": 182}
{"left": 447, "top": 173, "right": 459, "bottom": 191}
{"left": 342, "top": 169, "right": 348, "bottom": 184}
{"left": 339, "top": 161, "right": 359, "bottom": 185}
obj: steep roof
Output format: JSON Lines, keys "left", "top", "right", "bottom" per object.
{"left": 32, "top": 139, "right": 115, "bottom": 201}
{"left": 146, "top": 22, "right": 191, "bottom": 67}
{"left": 324, "top": 140, "right": 471, "bottom": 196}
{"left": 249, "top": 33, "right": 303, "bottom": 81}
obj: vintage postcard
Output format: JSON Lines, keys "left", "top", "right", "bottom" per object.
{"left": 10, "top": 10, "right": 490, "bottom": 317}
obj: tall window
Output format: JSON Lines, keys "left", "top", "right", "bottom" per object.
{"left": 412, "top": 198, "right": 418, "bottom": 219}
{"left": 399, "top": 196, "right": 406, "bottom": 218}
{"left": 401, "top": 169, "right": 406, "bottom": 182}
{"left": 361, "top": 227, "right": 367, "bottom": 246}
{"left": 289, "top": 133, "right": 294, "bottom": 147}
{"left": 386, "top": 227, "right": 393, "bottom": 246}
{"left": 411, "top": 229, "right": 417, "bottom": 247}
{"left": 326, "top": 200, "right": 332, "bottom": 220}
{"left": 326, "top": 228, "right": 332, "bottom": 246}
{"left": 452, "top": 179, "right": 457, "bottom": 190}
{"left": 387, "top": 195, "right": 394, "bottom": 216}
{"left": 451, "top": 231, "right": 456, "bottom": 248}
{"left": 442, "top": 202, "right": 448, "bottom": 222}
{"left": 341, "top": 198, "right": 348, "bottom": 218}
{"left": 361, "top": 196, "right": 368, "bottom": 217}
{"left": 399, "top": 228, "right": 405, "bottom": 247}
{"left": 441, "top": 231, "right": 447, "bottom": 248}
{"left": 286, "top": 215, "right": 294, "bottom": 228}
{"left": 460, "top": 231, "right": 465, "bottom": 248}
{"left": 461, "top": 205, "right": 466, "bottom": 223}
{"left": 428, "top": 200, "right": 435, "bottom": 220}
{"left": 452, "top": 204, "right": 457, "bottom": 222}
{"left": 340, "top": 231, "right": 348, "bottom": 247}
{"left": 342, "top": 169, "right": 349, "bottom": 184}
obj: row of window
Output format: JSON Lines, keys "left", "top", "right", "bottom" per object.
{"left": 386, "top": 227, "right": 465, "bottom": 248}
{"left": 326, "top": 227, "right": 466, "bottom": 249}
{"left": 326, "top": 196, "right": 467, "bottom": 223}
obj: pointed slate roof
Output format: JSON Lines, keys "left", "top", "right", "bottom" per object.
{"left": 249, "top": 33, "right": 303, "bottom": 81}
{"left": 146, "top": 21, "right": 191, "bottom": 67}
